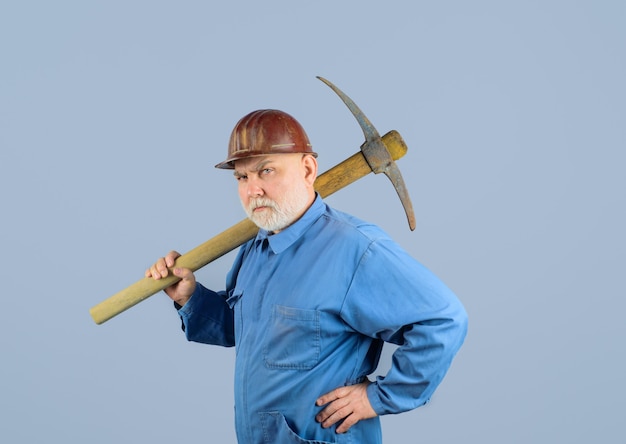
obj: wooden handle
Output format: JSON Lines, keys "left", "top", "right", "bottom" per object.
{"left": 89, "top": 130, "right": 408, "bottom": 324}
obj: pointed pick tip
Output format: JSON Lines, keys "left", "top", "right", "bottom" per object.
{"left": 407, "top": 214, "right": 416, "bottom": 231}
{"left": 316, "top": 76, "right": 331, "bottom": 87}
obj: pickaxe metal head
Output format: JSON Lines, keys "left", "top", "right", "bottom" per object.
{"left": 317, "top": 76, "right": 416, "bottom": 231}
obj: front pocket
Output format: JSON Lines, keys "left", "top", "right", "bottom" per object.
{"left": 258, "top": 411, "right": 334, "bottom": 444}
{"left": 263, "top": 305, "right": 320, "bottom": 370}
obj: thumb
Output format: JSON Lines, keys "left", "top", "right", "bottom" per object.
{"left": 172, "top": 267, "right": 190, "bottom": 279}
{"left": 172, "top": 267, "right": 196, "bottom": 289}
{"left": 170, "top": 267, "right": 196, "bottom": 303}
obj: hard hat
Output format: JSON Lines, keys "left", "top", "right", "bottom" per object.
{"left": 215, "top": 109, "right": 317, "bottom": 169}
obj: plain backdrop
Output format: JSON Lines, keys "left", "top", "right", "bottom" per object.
{"left": 1, "top": 1, "right": 624, "bottom": 443}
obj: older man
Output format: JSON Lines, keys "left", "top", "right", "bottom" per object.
{"left": 147, "top": 109, "right": 467, "bottom": 443}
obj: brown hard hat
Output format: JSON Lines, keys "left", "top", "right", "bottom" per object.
{"left": 215, "top": 109, "right": 317, "bottom": 169}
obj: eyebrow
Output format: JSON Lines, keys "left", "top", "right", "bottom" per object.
{"left": 233, "top": 159, "right": 275, "bottom": 178}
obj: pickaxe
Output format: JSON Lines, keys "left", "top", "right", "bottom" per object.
{"left": 89, "top": 76, "right": 416, "bottom": 325}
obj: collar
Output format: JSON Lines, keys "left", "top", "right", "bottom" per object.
{"left": 254, "top": 194, "right": 325, "bottom": 254}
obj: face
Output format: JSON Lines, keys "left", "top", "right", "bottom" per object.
{"left": 233, "top": 153, "right": 318, "bottom": 233}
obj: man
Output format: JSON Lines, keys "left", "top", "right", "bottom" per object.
{"left": 146, "top": 109, "right": 467, "bottom": 443}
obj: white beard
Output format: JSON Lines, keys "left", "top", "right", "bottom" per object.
{"left": 244, "top": 186, "right": 311, "bottom": 232}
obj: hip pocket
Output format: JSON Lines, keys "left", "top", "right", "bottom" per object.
{"left": 263, "top": 305, "right": 320, "bottom": 370}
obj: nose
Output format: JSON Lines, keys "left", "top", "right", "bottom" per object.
{"left": 246, "top": 177, "right": 264, "bottom": 197}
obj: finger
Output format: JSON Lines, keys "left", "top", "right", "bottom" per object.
{"left": 316, "top": 386, "right": 346, "bottom": 407}
{"left": 156, "top": 257, "right": 172, "bottom": 278}
{"left": 146, "top": 258, "right": 165, "bottom": 280}
{"left": 335, "top": 413, "right": 359, "bottom": 434}
{"left": 319, "top": 403, "right": 352, "bottom": 429}
{"left": 165, "top": 250, "right": 181, "bottom": 267}
{"left": 316, "top": 397, "right": 350, "bottom": 425}
{"left": 147, "top": 263, "right": 163, "bottom": 280}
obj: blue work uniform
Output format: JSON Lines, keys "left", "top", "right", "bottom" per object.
{"left": 178, "top": 195, "right": 467, "bottom": 443}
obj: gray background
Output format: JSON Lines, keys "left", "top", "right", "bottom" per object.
{"left": 1, "top": 1, "right": 624, "bottom": 443}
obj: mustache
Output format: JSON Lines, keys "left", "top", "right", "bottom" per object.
{"left": 248, "top": 197, "right": 277, "bottom": 212}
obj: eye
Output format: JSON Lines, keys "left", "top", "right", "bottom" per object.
{"left": 261, "top": 168, "right": 273, "bottom": 176}
{"left": 235, "top": 174, "right": 247, "bottom": 181}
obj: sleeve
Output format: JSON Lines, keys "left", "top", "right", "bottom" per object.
{"left": 341, "top": 237, "right": 468, "bottom": 415}
{"left": 174, "top": 241, "right": 253, "bottom": 347}
{"left": 176, "top": 283, "right": 235, "bottom": 346}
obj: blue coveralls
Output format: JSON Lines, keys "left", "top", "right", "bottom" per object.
{"left": 178, "top": 195, "right": 468, "bottom": 443}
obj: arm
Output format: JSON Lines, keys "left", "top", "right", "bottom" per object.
{"left": 145, "top": 250, "right": 236, "bottom": 347}
{"left": 316, "top": 237, "right": 467, "bottom": 430}
{"left": 348, "top": 238, "right": 468, "bottom": 415}
{"left": 176, "top": 283, "right": 235, "bottom": 346}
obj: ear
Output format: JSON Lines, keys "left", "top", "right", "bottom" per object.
{"left": 301, "top": 154, "right": 318, "bottom": 187}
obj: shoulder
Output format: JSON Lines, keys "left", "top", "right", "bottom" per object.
{"left": 315, "top": 202, "right": 394, "bottom": 247}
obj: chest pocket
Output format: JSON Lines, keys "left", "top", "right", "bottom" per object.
{"left": 263, "top": 305, "right": 320, "bottom": 370}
